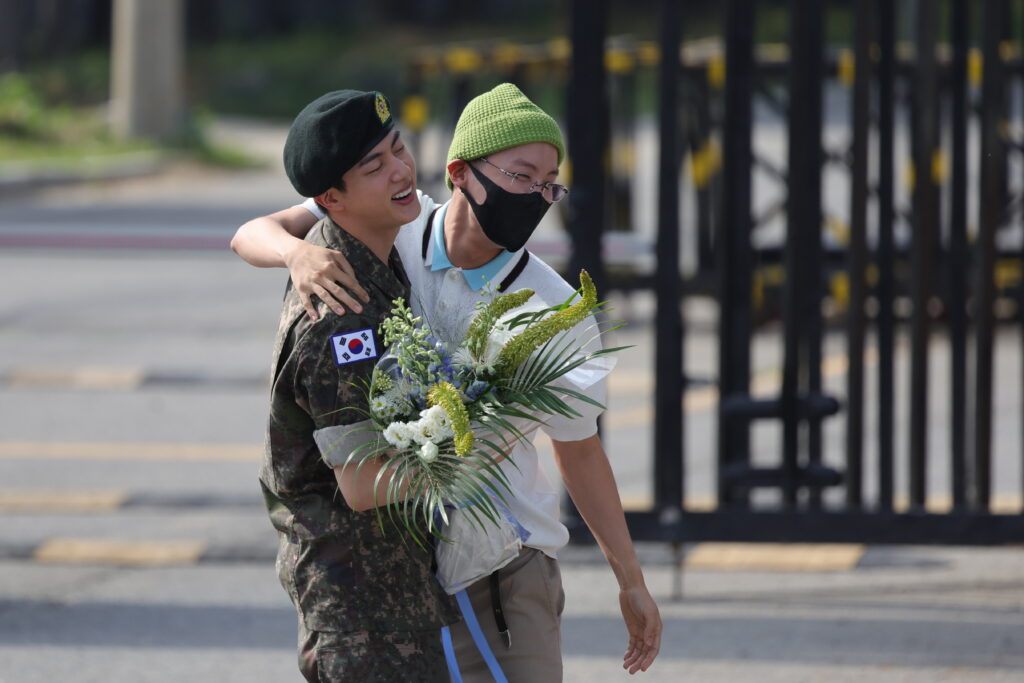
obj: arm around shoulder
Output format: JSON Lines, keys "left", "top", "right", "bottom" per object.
{"left": 231, "top": 205, "right": 369, "bottom": 318}
{"left": 230, "top": 205, "right": 318, "bottom": 268}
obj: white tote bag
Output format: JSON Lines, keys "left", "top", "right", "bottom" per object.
{"left": 434, "top": 496, "right": 527, "bottom": 595}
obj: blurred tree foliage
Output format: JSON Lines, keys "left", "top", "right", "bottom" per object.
{"left": 10, "top": 0, "right": 1001, "bottom": 122}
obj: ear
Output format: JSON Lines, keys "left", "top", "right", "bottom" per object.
{"left": 316, "top": 187, "right": 344, "bottom": 213}
{"left": 447, "top": 160, "right": 470, "bottom": 189}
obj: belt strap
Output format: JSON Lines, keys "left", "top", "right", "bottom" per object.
{"left": 489, "top": 570, "right": 511, "bottom": 649}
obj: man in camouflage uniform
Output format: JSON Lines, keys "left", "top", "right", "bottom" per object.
{"left": 260, "top": 89, "right": 456, "bottom": 682}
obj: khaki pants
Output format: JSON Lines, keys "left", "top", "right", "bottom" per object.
{"left": 448, "top": 548, "right": 565, "bottom": 683}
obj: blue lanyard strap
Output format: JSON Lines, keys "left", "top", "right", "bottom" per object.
{"left": 441, "top": 626, "right": 462, "bottom": 683}
{"left": 441, "top": 588, "right": 509, "bottom": 683}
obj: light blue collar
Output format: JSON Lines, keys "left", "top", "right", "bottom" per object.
{"left": 429, "top": 201, "right": 515, "bottom": 291}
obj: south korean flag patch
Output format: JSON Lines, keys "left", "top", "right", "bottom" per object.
{"left": 330, "top": 328, "right": 379, "bottom": 366}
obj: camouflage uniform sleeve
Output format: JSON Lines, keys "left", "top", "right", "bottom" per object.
{"left": 291, "top": 316, "right": 385, "bottom": 469}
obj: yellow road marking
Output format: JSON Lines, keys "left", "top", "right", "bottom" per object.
{"left": 685, "top": 542, "right": 865, "bottom": 571}
{"left": 7, "top": 367, "right": 144, "bottom": 390}
{"left": 33, "top": 538, "right": 206, "bottom": 566}
{"left": 0, "top": 490, "right": 128, "bottom": 512}
{"left": 0, "top": 442, "right": 260, "bottom": 462}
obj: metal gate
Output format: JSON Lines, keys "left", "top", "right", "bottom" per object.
{"left": 564, "top": 0, "right": 1024, "bottom": 545}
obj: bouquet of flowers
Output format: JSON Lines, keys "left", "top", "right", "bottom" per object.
{"left": 344, "top": 270, "right": 623, "bottom": 546}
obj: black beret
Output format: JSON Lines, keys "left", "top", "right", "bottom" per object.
{"left": 283, "top": 89, "right": 395, "bottom": 197}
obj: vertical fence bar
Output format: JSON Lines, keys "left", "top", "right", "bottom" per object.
{"left": 949, "top": 0, "right": 969, "bottom": 510}
{"left": 717, "top": 0, "right": 754, "bottom": 507}
{"left": 565, "top": 0, "right": 608, "bottom": 535}
{"left": 783, "top": 0, "right": 822, "bottom": 509}
{"left": 908, "top": 2, "right": 939, "bottom": 510}
{"left": 846, "top": 0, "right": 872, "bottom": 510}
{"left": 567, "top": 0, "right": 608, "bottom": 296}
{"left": 654, "top": 0, "right": 684, "bottom": 513}
{"left": 804, "top": 0, "right": 826, "bottom": 510}
{"left": 974, "top": 0, "right": 1003, "bottom": 510}
{"left": 450, "top": 74, "right": 473, "bottom": 128}
{"left": 781, "top": 0, "right": 806, "bottom": 510}
{"left": 875, "top": 0, "right": 896, "bottom": 512}
{"left": 694, "top": 77, "right": 716, "bottom": 275}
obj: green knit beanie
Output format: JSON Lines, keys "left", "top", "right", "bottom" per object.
{"left": 446, "top": 83, "right": 565, "bottom": 189}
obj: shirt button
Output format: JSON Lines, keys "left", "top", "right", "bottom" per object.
{"left": 447, "top": 270, "right": 460, "bottom": 280}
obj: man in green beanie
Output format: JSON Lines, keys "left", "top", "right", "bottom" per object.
{"left": 256, "top": 88, "right": 456, "bottom": 683}
{"left": 233, "top": 83, "right": 662, "bottom": 681}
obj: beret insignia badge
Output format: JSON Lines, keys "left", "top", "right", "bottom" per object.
{"left": 374, "top": 93, "right": 391, "bottom": 125}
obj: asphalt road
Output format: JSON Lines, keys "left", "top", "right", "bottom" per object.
{"left": 0, "top": 126, "right": 1022, "bottom": 682}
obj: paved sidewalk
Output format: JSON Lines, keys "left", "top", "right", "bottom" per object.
{"left": 0, "top": 542, "right": 1021, "bottom": 682}
{"left": 559, "top": 543, "right": 1024, "bottom": 682}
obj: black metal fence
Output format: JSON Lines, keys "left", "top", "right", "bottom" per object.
{"left": 626, "top": 0, "right": 1024, "bottom": 545}
{"left": 395, "top": 0, "right": 1024, "bottom": 545}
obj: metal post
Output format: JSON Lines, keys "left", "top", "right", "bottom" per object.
{"left": 564, "top": 0, "right": 608, "bottom": 538}
{"left": 694, "top": 77, "right": 716, "bottom": 275}
{"left": 717, "top": 0, "right": 755, "bottom": 507}
{"left": 908, "top": 1, "right": 939, "bottom": 511}
{"left": 609, "top": 44, "right": 637, "bottom": 234}
{"left": 875, "top": 0, "right": 896, "bottom": 512}
{"left": 949, "top": 0, "right": 969, "bottom": 510}
{"left": 451, "top": 75, "right": 473, "bottom": 129}
{"left": 782, "top": 0, "right": 823, "bottom": 509}
{"left": 845, "top": 0, "right": 872, "bottom": 510}
{"left": 654, "top": 0, "right": 685, "bottom": 513}
{"left": 974, "top": 0, "right": 1003, "bottom": 510}
{"left": 567, "top": 0, "right": 609, "bottom": 296}
{"left": 802, "top": 0, "right": 826, "bottom": 510}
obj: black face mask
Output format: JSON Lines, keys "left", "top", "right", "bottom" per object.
{"left": 460, "top": 163, "right": 551, "bottom": 252}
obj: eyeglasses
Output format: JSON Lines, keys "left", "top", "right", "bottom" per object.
{"left": 477, "top": 157, "right": 570, "bottom": 203}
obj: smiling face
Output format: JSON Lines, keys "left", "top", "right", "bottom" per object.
{"left": 319, "top": 130, "right": 420, "bottom": 233}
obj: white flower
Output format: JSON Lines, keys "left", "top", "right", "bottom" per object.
{"left": 370, "top": 396, "right": 398, "bottom": 421}
{"left": 409, "top": 420, "right": 430, "bottom": 445}
{"left": 382, "top": 422, "right": 412, "bottom": 449}
{"left": 383, "top": 386, "right": 406, "bottom": 403}
{"left": 419, "top": 405, "right": 443, "bottom": 428}
{"left": 452, "top": 346, "right": 475, "bottom": 367}
{"left": 476, "top": 321, "right": 516, "bottom": 369}
{"left": 419, "top": 440, "right": 439, "bottom": 463}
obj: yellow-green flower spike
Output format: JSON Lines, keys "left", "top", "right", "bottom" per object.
{"left": 465, "top": 289, "right": 535, "bottom": 357}
{"left": 495, "top": 270, "right": 598, "bottom": 376}
{"left": 428, "top": 381, "right": 474, "bottom": 457}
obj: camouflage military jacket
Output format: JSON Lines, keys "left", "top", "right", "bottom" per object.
{"left": 260, "top": 216, "right": 457, "bottom": 633}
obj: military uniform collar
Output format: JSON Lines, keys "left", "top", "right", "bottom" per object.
{"left": 319, "top": 217, "right": 408, "bottom": 302}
